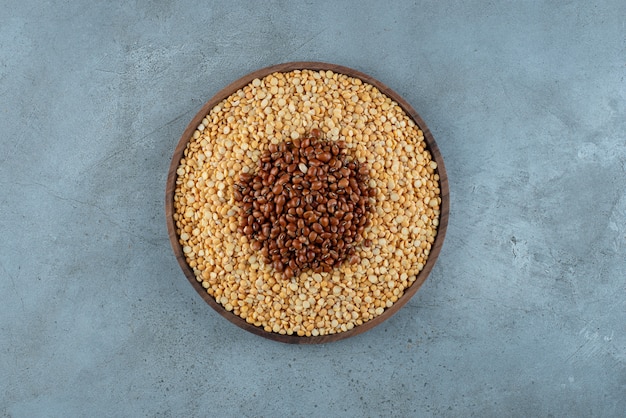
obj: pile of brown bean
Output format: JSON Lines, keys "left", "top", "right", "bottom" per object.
{"left": 173, "top": 69, "right": 441, "bottom": 337}
{"left": 235, "top": 129, "right": 373, "bottom": 279}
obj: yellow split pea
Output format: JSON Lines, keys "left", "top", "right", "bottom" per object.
{"left": 173, "top": 69, "right": 441, "bottom": 337}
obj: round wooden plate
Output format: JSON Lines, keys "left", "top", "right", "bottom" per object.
{"left": 165, "top": 62, "right": 449, "bottom": 344}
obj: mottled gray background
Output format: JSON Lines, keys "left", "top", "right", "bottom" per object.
{"left": 1, "top": 1, "right": 625, "bottom": 417}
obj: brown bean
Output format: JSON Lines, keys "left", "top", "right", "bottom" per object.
{"left": 277, "top": 173, "right": 291, "bottom": 185}
{"left": 276, "top": 233, "right": 285, "bottom": 247}
{"left": 239, "top": 172, "right": 253, "bottom": 182}
{"left": 311, "top": 181, "right": 323, "bottom": 191}
{"left": 234, "top": 130, "right": 373, "bottom": 280}
{"left": 288, "top": 259, "right": 298, "bottom": 271}
{"left": 285, "top": 266, "right": 293, "bottom": 279}
{"left": 287, "top": 197, "right": 299, "bottom": 208}
{"left": 318, "top": 151, "right": 332, "bottom": 162}
{"left": 275, "top": 194, "right": 286, "bottom": 207}
{"left": 272, "top": 184, "right": 283, "bottom": 195}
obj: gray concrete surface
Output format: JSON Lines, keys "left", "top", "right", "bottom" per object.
{"left": 1, "top": 1, "right": 625, "bottom": 416}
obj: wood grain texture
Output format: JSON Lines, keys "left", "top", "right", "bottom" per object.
{"left": 165, "top": 62, "right": 449, "bottom": 344}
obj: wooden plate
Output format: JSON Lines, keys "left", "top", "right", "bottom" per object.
{"left": 165, "top": 62, "right": 449, "bottom": 343}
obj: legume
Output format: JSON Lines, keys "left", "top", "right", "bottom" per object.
{"left": 173, "top": 69, "right": 441, "bottom": 336}
{"left": 235, "top": 129, "right": 373, "bottom": 279}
